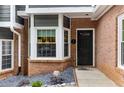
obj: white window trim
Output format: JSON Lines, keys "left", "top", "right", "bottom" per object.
{"left": 0, "top": 39, "right": 14, "bottom": 72}
{"left": 36, "top": 27, "right": 58, "bottom": 59}
{"left": 30, "top": 26, "right": 59, "bottom": 60}
{"left": 63, "top": 27, "right": 71, "bottom": 59}
{"left": 118, "top": 14, "right": 124, "bottom": 69}
{"left": 30, "top": 14, "right": 62, "bottom": 60}
{"left": 30, "top": 14, "right": 71, "bottom": 61}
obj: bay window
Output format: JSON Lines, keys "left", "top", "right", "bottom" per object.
{"left": 30, "top": 14, "right": 70, "bottom": 60}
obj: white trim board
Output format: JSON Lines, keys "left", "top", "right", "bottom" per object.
{"left": 76, "top": 28, "right": 95, "bottom": 67}
{"left": 26, "top": 7, "right": 93, "bottom": 14}
{"left": 118, "top": 13, "right": 124, "bottom": 69}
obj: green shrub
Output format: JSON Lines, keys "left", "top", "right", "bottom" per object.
{"left": 32, "top": 81, "right": 43, "bottom": 87}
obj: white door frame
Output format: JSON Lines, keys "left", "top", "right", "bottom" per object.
{"left": 76, "top": 28, "right": 95, "bottom": 67}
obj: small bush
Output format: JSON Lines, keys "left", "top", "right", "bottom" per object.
{"left": 32, "top": 81, "right": 43, "bottom": 87}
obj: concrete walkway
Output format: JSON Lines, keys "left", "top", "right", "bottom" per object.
{"left": 75, "top": 67, "right": 117, "bottom": 87}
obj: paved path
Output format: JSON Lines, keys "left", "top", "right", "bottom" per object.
{"left": 75, "top": 67, "right": 117, "bottom": 87}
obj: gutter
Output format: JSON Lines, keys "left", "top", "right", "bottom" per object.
{"left": 10, "top": 26, "right": 21, "bottom": 67}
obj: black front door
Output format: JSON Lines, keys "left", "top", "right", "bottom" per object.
{"left": 77, "top": 30, "right": 93, "bottom": 66}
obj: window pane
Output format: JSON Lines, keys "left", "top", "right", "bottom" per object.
{"left": 64, "top": 30, "right": 69, "bottom": 57}
{"left": 2, "top": 41, "right": 12, "bottom": 70}
{"left": 64, "top": 31, "right": 68, "bottom": 43}
{"left": 122, "top": 20, "right": 124, "bottom": 31}
{"left": 0, "top": 28, "right": 13, "bottom": 39}
{"left": 63, "top": 16, "right": 70, "bottom": 29}
{"left": 122, "top": 20, "right": 124, "bottom": 41}
{"left": 37, "top": 44, "right": 56, "bottom": 57}
{"left": 37, "top": 29, "right": 55, "bottom": 43}
{"left": 51, "top": 30, "right": 55, "bottom": 42}
{"left": 64, "top": 44, "right": 68, "bottom": 57}
{"left": 2, "top": 55, "right": 11, "bottom": 69}
{"left": 2, "top": 41, "right": 11, "bottom": 55}
{"left": 51, "top": 44, "right": 56, "bottom": 57}
{"left": 121, "top": 42, "right": 124, "bottom": 65}
{"left": 122, "top": 31, "right": 124, "bottom": 41}
{"left": 37, "top": 29, "right": 56, "bottom": 57}
{"left": 47, "top": 30, "right": 56, "bottom": 42}
{"left": 34, "top": 15, "right": 58, "bottom": 26}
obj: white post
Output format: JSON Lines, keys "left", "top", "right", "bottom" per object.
{"left": 30, "top": 14, "right": 36, "bottom": 59}
{"left": 118, "top": 16, "right": 123, "bottom": 68}
{"left": 57, "top": 14, "right": 64, "bottom": 60}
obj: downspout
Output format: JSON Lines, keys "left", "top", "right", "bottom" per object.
{"left": 10, "top": 26, "right": 21, "bottom": 67}
{"left": 10, "top": 5, "right": 21, "bottom": 75}
{"left": 10, "top": 26, "right": 21, "bottom": 75}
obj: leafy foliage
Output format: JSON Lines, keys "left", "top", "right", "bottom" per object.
{"left": 32, "top": 81, "right": 43, "bottom": 87}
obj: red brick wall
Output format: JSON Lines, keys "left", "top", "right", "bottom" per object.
{"left": 0, "top": 70, "right": 13, "bottom": 80}
{"left": 21, "top": 19, "right": 29, "bottom": 75}
{"left": 28, "top": 59, "right": 73, "bottom": 76}
{"left": 96, "top": 5, "right": 124, "bottom": 86}
{"left": 13, "top": 33, "right": 19, "bottom": 75}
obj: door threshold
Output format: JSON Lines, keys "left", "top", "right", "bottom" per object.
{"left": 77, "top": 65, "right": 95, "bottom": 70}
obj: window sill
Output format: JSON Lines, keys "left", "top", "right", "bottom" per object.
{"left": 64, "top": 56, "right": 71, "bottom": 60}
{"left": 29, "top": 57, "right": 59, "bottom": 61}
{"left": 28, "top": 57, "right": 71, "bottom": 63}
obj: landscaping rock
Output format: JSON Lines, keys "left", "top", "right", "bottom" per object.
{"left": 70, "top": 82, "right": 76, "bottom": 86}
{"left": 53, "top": 71, "right": 60, "bottom": 77}
{"left": 50, "top": 76, "right": 65, "bottom": 85}
{"left": 61, "top": 83, "right": 66, "bottom": 86}
{"left": 17, "top": 79, "right": 30, "bottom": 87}
{"left": 0, "top": 67, "right": 75, "bottom": 87}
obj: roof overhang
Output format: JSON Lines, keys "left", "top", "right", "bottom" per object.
{"left": 17, "top": 5, "right": 113, "bottom": 20}
{"left": 26, "top": 6, "right": 94, "bottom": 14}
{"left": 91, "top": 5, "right": 113, "bottom": 20}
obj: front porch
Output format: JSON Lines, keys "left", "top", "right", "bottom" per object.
{"left": 75, "top": 67, "right": 117, "bottom": 87}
